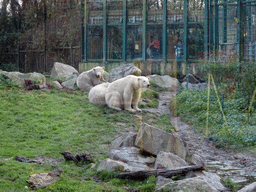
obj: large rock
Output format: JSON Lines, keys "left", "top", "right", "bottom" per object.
{"left": 52, "top": 81, "right": 63, "bottom": 89}
{"left": 156, "top": 176, "right": 173, "bottom": 190}
{"left": 26, "top": 168, "right": 62, "bottom": 190}
{"left": 154, "top": 151, "right": 188, "bottom": 169}
{"left": 147, "top": 75, "right": 180, "bottom": 92}
{"left": 50, "top": 62, "right": 78, "bottom": 81}
{"left": 61, "top": 74, "right": 77, "bottom": 89}
{"left": 238, "top": 182, "right": 256, "bottom": 192}
{"left": 135, "top": 123, "right": 187, "bottom": 159}
{"left": 107, "top": 64, "right": 141, "bottom": 83}
{"left": 1, "top": 71, "right": 46, "bottom": 88}
{"left": 97, "top": 158, "right": 152, "bottom": 172}
{"left": 196, "top": 171, "right": 228, "bottom": 192}
{"left": 108, "top": 132, "right": 137, "bottom": 156}
{"left": 191, "top": 154, "right": 205, "bottom": 167}
{"left": 155, "top": 176, "right": 214, "bottom": 192}
{"left": 109, "top": 147, "right": 155, "bottom": 167}
{"left": 97, "top": 158, "right": 129, "bottom": 172}
{"left": 182, "top": 82, "right": 208, "bottom": 89}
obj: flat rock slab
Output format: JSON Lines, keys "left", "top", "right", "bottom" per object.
{"left": 109, "top": 147, "right": 155, "bottom": 166}
{"left": 108, "top": 132, "right": 137, "bottom": 156}
{"left": 97, "top": 158, "right": 152, "bottom": 172}
{"left": 135, "top": 122, "right": 187, "bottom": 159}
{"left": 154, "top": 151, "right": 188, "bottom": 169}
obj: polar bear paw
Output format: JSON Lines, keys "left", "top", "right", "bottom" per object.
{"left": 126, "top": 108, "right": 136, "bottom": 113}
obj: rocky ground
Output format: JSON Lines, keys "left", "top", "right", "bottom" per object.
{"left": 143, "top": 91, "right": 256, "bottom": 190}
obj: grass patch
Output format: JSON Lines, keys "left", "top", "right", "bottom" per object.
{"left": 141, "top": 89, "right": 159, "bottom": 100}
{"left": 170, "top": 87, "right": 256, "bottom": 151}
{"left": 0, "top": 86, "right": 160, "bottom": 191}
{"left": 221, "top": 178, "right": 238, "bottom": 191}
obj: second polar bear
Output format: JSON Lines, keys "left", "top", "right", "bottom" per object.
{"left": 105, "top": 75, "right": 150, "bottom": 112}
{"left": 76, "top": 66, "right": 105, "bottom": 92}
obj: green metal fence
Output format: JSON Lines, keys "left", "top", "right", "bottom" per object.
{"left": 207, "top": 0, "right": 256, "bottom": 63}
{"left": 83, "top": 0, "right": 205, "bottom": 62}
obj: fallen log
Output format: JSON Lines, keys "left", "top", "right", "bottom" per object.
{"left": 115, "top": 165, "right": 204, "bottom": 180}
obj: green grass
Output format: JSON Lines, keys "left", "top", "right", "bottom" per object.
{"left": 170, "top": 87, "right": 256, "bottom": 151}
{"left": 0, "top": 86, "right": 158, "bottom": 191}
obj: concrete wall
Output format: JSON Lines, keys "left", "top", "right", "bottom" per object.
{"left": 79, "top": 60, "right": 198, "bottom": 76}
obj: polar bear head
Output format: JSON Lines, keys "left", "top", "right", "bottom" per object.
{"left": 138, "top": 76, "right": 150, "bottom": 92}
{"left": 93, "top": 66, "right": 105, "bottom": 81}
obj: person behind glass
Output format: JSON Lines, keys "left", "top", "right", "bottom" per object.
{"left": 175, "top": 39, "right": 183, "bottom": 72}
{"left": 149, "top": 36, "right": 160, "bottom": 59}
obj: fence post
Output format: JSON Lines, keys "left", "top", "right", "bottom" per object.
{"left": 183, "top": 0, "right": 188, "bottom": 63}
{"left": 44, "top": 0, "right": 47, "bottom": 73}
{"left": 142, "top": 0, "right": 147, "bottom": 61}
{"left": 214, "top": 0, "right": 219, "bottom": 54}
{"left": 162, "top": 0, "right": 167, "bottom": 62}
{"left": 122, "top": 0, "right": 127, "bottom": 62}
{"left": 238, "top": 0, "right": 244, "bottom": 62}
{"left": 103, "top": 0, "right": 107, "bottom": 62}
{"left": 204, "top": 0, "right": 209, "bottom": 61}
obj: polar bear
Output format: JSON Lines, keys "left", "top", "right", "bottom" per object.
{"left": 88, "top": 82, "right": 110, "bottom": 105}
{"left": 76, "top": 66, "right": 105, "bottom": 92}
{"left": 105, "top": 75, "right": 150, "bottom": 113}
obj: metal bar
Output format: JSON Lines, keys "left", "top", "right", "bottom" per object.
{"left": 214, "top": 0, "right": 219, "bottom": 52}
{"left": 103, "top": 0, "right": 107, "bottom": 61}
{"left": 142, "top": 0, "right": 147, "bottom": 61}
{"left": 83, "top": 0, "right": 88, "bottom": 61}
{"left": 204, "top": 0, "right": 209, "bottom": 60}
{"left": 122, "top": 0, "right": 127, "bottom": 62}
{"left": 238, "top": 0, "right": 244, "bottom": 62}
{"left": 162, "top": 0, "right": 167, "bottom": 62}
{"left": 183, "top": 0, "right": 188, "bottom": 62}
{"left": 209, "top": 0, "right": 214, "bottom": 54}
{"left": 81, "top": 1, "right": 85, "bottom": 61}
{"left": 44, "top": 0, "right": 47, "bottom": 73}
{"left": 223, "top": 0, "right": 227, "bottom": 43}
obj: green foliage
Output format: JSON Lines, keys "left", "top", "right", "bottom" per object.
{"left": 145, "top": 98, "right": 159, "bottom": 108}
{"left": 141, "top": 89, "right": 159, "bottom": 100}
{"left": 171, "top": 88, "right": 256, "bottom": 147}
{"left": 0, "top": 74, "right": 19, "bottom": 88}
{"left": 237, "top": 62, "right": 256, "bottom": 106}
{"left": 221, "top": 178, "right": 238, "bottom": 191}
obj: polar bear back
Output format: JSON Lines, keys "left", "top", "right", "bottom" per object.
{"left": 89, "top": 82, "right": 110, "bottom": 105}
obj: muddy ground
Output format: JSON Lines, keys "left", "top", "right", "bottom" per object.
{"left": 143, "top": 91, "right": 256, "bottom": 190}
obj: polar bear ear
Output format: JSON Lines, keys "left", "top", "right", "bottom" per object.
{"left": 102, "top": 66, "right": 105, "bottom": 70}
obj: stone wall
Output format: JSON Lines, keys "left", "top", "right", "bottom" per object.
{"left": 79, "top": 61, "right": 199, "bottom": 76}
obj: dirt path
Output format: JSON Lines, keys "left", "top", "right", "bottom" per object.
{"left": 147, "top": 91, "right": 256, "bottom": 189}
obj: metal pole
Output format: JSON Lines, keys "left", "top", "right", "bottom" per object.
{"left": 142, "top": 0, "right": 147, "bottom": 61}
{"left": 204, "top": 0, "right": 209, "bottom": 61}
{"left": 238, "top": 0, "right": 244, "bottom": 62}
{"left": 81, "top": 1, "right": 85, "bottom": 61}
{"left": 83, "top": 0, "right": 88, "bottom": 61}
{"left": 103, "top": 0, "right": 107, "bottom": 62}
{"left": 223, "top": 0, "right": 227, "bottom": 44}
{"left": 183, "top": 0, "right": 188, "bottom": 62}
{"left": 44, "top": 0, "right": 47, "bottom": 73}
{"left": 214, "top": 0, "right": 219, "bottom": 54}
{"left": 162, "top": 0, "right": 167, "bottom": 62}
{"left": 209, "top": 0, "right": 214, "bottom": 55}
{"left": 122, "top": 0, "right": 127, "bottom": 62}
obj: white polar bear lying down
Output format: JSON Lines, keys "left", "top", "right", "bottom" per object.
{"left": 88, "top": 82, "right": 110, "bottom": 105}
{"left": 105, "top": 75, "right": 150, "bottom": 113}
{"left": 76, "top": 66, "right": 105, "bottom": 92}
